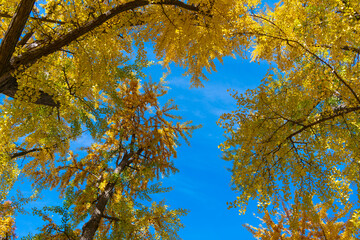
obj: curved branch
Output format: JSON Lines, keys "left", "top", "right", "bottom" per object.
{"left": 258, "top": 106, "right": 360, "bottom": 169}
{"left": 286, "top": 106, "right": 360, "bottom": 140}
{"left": 240, "top": 12, "right": 360, "bottom": 104}
{"left": 10, "top": 0, "right": 200, "bottom": 69}
{"left": 241, "top": 29, "right": 360, "bottom": 105}
{"left": 0, "top": 0, "right": 200, "bottom": 106}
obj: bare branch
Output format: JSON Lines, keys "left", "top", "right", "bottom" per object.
{"left": 101, "top": 214, "right": 121, "bottom": 222}
{"left": 10, "top": 147, "right": 42, "bottom": 159}
{"left": 0, "top": 11, "right": 66, "bottom": 25}
{"left": 17, "top": 31, "right": 34, "bottom": 47}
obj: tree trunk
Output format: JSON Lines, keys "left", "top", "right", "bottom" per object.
{"left": 80, "top": 154, "right": 131, "bottom": 240}
{"left": 80, "top": 181, "right": 117, "bottom": 240}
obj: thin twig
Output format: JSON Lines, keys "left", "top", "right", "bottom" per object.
{"left": 0, "top": 11, "right": 67, "bottom": 24}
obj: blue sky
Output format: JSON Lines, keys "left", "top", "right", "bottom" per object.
{"left": 10, "top": 0, "right": 281, "bottom": 239}
{"left": 143, "top": 57, "right": 270, "bottom": 239}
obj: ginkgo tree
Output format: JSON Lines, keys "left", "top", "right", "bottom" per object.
{"left": 0, "top": 0, "right": 260, "bottom": 238}
{"left": 219, "top": 0, "right": 360, "bottom": 225}
{"left": 24, "top": 73, "right": 195, "bottom": 239}
{"left": 2, "top": 58, "right": 196, "bottom": 239}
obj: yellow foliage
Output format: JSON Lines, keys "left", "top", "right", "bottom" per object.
{"left": 4, "top": 0, "right": 360, "bottom": 238}
{"left": 218, "top": 0, "right": 360, "bottom": 221}
{"left": 0, "top": 201, "right": 15, "bottom": 238}
{"left": 247, "top": 201, "right": 360, "bottom": 239}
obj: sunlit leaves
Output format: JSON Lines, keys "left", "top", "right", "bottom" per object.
{"left": 246, "top": 201, "right": 360, "bottom": 239}
{"left": 0, "top": 201, "right": 15, "bottom": 239}
{"left": 219, "top": 0, "right": 360, "bottom": 221}
{"left": 20, "top": 66, "right": 195, "bottom": 238}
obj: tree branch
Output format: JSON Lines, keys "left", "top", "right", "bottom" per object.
{"left": 10, "top": 147, "right": 42, "bottom": 159}
{"left": 320, "top": 44, "right": 360, "bottom": 55}
{"left": 0, "top": 73, "right": 59, "bottom": 106}
{"left": 10, "top": 0, "right": 200, "bottom": 69}
{"left": 80, "top": 151, "right": 133, "bottom": 240}
{"left": 286, "top": 106, "right": 360, "bottom": 140}
{"left": 17, "top": 31, "right": 34, "bottom": 47}
{"left": 0, "top": 11, "right": 66, "bottom": 25}
{"left": 101, "top": 214, "right": 121, "bottom": 222}
{"left": 240, "top": 30, "right": 360, "bottom": 105}
{"left": 0, "top": 0, "right": 35, "bottom": 75}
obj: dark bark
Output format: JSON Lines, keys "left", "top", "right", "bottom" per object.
{"left": 10, "top": 147, "right": 42, "bottom": 159}
{"left": 17, "top": 31, "right": 34, "bottom": 47}
{"left": 0, "top": 0, "right": 35, "bottom": 75}
{"left": 80, "top": 154, "right": 131, "bottom": 240}
{"left": 80, "top": 181, "right": 118, "bottom": 240}
{"left": 0, "top": 73, "right": 58, "bottom": 106}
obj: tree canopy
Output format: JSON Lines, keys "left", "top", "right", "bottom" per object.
{"left": 219, "top": 0, "right": 360, "bottom": 219}
{"left": 3, "top": 0, "right": 360, "bottom": 238}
